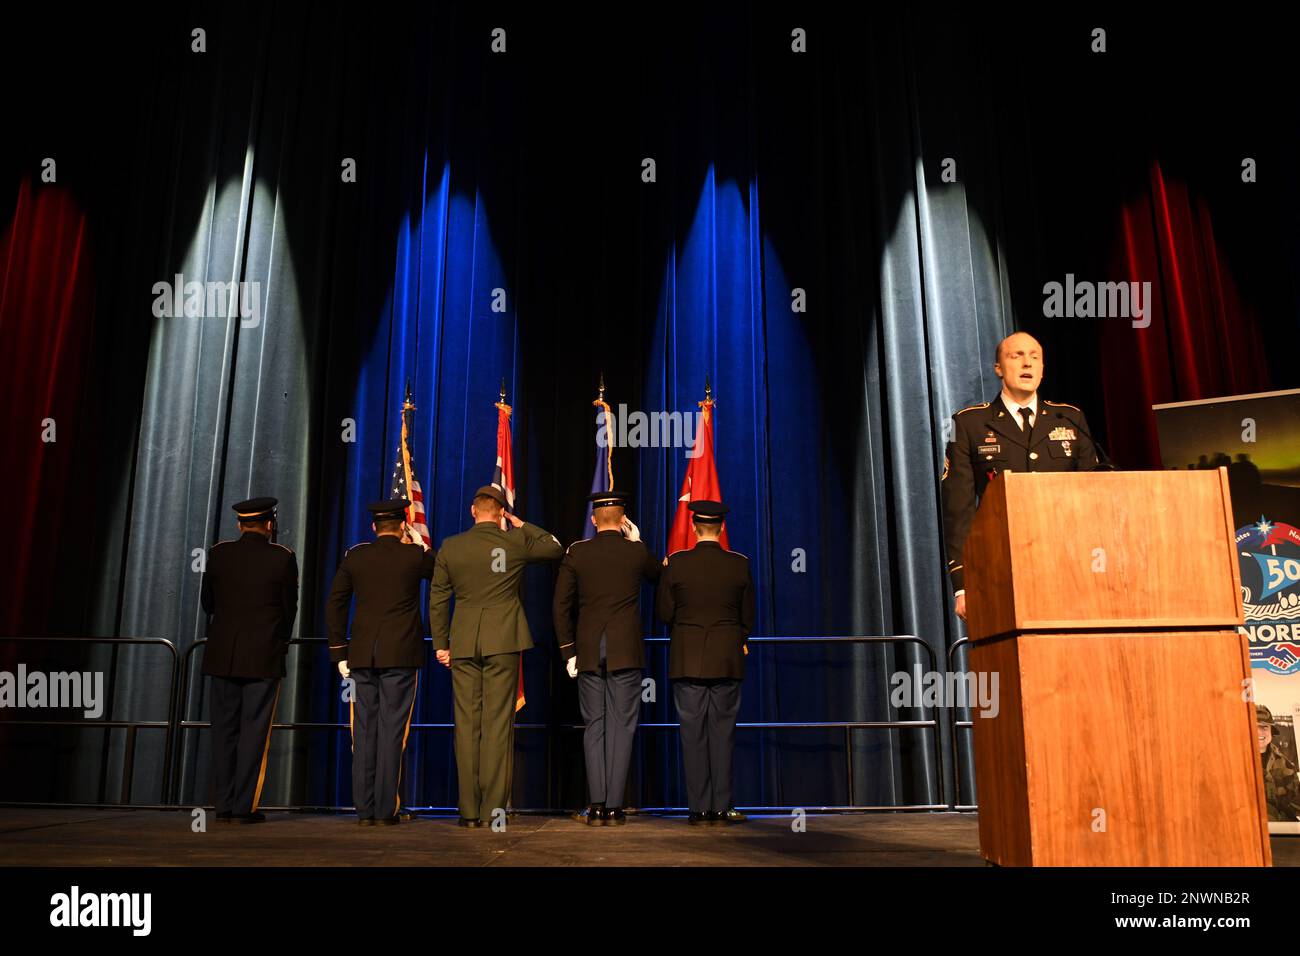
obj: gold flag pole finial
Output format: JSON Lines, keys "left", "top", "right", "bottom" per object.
{"left": 597, "top": 371, "right": 606, "bottom": 403}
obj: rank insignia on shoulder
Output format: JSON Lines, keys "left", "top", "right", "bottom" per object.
{"left": 1048, "top": 426, "right": 1076, "bottom": 441}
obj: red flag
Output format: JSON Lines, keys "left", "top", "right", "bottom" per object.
{"left": 667, "top": 398, "right": 729, "bottom": 555}
{"left": 493, "top": 398, "right": 526, "bottom": 713}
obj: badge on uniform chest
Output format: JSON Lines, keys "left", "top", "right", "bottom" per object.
{"left": 1049, "top": 426, "right": 1076, "bottom": 442}
{"left": 978, "top": 443, "right": 1001, "bottom": 460}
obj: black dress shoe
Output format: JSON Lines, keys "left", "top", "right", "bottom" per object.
{"left": 457, "top": 817, "right": 483, "bottom": 828}
{"left": 398, "top": 811, "right": 418, "bottom": 822}
{"left": 605, "top": 807, "right": 626, "bottom": 825}
{"left": 375, "top": 815, "right": 399, "bottom": 826}
{"left": 235, "top": 812, "right": 267, "bottom": 825}
{"left": 717, "top": 808, "right": 747, "bottom": 824}
{"left": 357, "top": 817, "right": 375, "bottom": 827}
{"left": 688, "top": 812, "right": 710, "bottom": 825}
{"left": 588, "top": 804, "right": 607, "bottom": 826}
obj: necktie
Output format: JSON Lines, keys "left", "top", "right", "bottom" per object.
{"left": 1019, "top": 406, "right": 1033, "bottom": 432}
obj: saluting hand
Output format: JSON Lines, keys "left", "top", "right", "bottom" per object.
{"left": 504, "top": 511, "right": 524, "bottom": 529}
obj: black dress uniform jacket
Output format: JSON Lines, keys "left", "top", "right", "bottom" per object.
{"left": 552, "top": 529, "right": 661, "bottom": 673}
{"left": 327, "top": 536, "right": 437, "bottom": 668}
{"left": 200, "top": 532, "right": 299, "bottom": 678}
{"left": 941, "top": 397, "right": 1100, "bottom": 592}
{"left": 656, "top": 541, "right": 755, "bottom": 680}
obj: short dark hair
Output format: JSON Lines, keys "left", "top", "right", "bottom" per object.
{"left": 238, "top": 517, "right": 271, "bottom": 532}
{"left": 374, "top": 516, "right": 403, "bottom": 534}
{"left": 473, "top": 494, "right": 503, "bottom": 515}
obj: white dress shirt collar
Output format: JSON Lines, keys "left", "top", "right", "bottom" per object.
{"left": 1001, "top": 391, "right": 1038, "bottom": 428}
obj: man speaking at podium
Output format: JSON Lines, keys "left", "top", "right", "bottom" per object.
{"left": 941, "top": 332, "right": 1100, "bottom": 621}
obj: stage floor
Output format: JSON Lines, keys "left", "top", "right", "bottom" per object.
{"left": 0, "top": 809, "right": 1295, "bottom": 867}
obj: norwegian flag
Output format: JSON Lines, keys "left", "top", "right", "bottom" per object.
{"left": 492, "top": 397, "right": 516, "bottom": 513}
{"left": 390, "top": 384, "right": 431, "bottom": 550}
{"left": 666, "top": 394, "right": 729, "bottom": 555}
{"left": 494, "top": 392, "right": 526, "bottom": 712}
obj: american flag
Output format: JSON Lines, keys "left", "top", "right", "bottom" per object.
{"left": 390, "top": 384, "right": 431, "bottom": 550}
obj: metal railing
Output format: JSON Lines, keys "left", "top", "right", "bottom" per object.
{"left": 0, "top": 637, "right": 180, "bottom": 808}
{"left": 1, "top": 634, "right": 957, "bottom": 812}
{"left": 946, "top": 636, "right": 977, "bottom": 811}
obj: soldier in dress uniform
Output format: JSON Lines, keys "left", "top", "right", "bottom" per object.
{"left": 553, "top": 490, "right": 661, "bottom": 826}
{"left": 200, "top": 496, "right": 298, "bottom": 824}
{"left": 429, "top": 485, "right": 563, "bottom": 827}
{"left": 941, "top": 332, "right": 1101, "bottom": 621}
{"left": 656, "top": 500, "right": 754, "bottom": 825}
{"left": 1257, "top": 705, "right": 1300, "bottom": 822}
{"left": 326, "top": 499, "right": 436, "bottom": 826}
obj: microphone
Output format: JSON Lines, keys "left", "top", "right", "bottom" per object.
{"left": 1055, "top": 411, "right": 1115, "bottom": 471}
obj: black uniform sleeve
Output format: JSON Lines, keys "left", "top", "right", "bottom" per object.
{"left": 280, "top": 551, "right": 299, "bottom": 642}
{"left": 655, "top": 560, "right": 676, "bottom": 625}
{"left": 200, "top": 551, "right": 216, "bottom": 616}
{"left": 419, "top": 546, "right": 437, "bottom": 579}
{"left": 552, "top": 552, "right": 578, "bottom": 660}
{"left": 940, "top": 412, "right": 977, "bottom": 593}
{"left": 641, "top": 543, "right": 662, "bottom": 583}
{"left": 325, "top": 557, "right": 354, "bottom": 664}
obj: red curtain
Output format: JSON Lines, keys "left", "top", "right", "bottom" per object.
{"left": 1102, "top": 162, "right": 1271, "bottom": 468}
{"left": 0, "top": 177, "right": 96, "bottom": 645}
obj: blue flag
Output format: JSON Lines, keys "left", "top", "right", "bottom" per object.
{"left": 583, "top": 399, "right": 614, "bottom": 539}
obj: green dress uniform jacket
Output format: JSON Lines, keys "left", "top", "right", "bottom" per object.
{"left": 429, "top": 521, "right": 564, "bottom": 657}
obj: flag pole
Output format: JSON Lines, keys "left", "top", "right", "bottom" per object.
{"left": 594, "top": 372, "right": 613, "bottom": 491}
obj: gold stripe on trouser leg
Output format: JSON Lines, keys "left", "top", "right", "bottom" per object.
{"left": 250, "top": 684, "right": 282, "bottom": 813}
{"left": 393, "top": 672, "right": 419, "bottom": 817}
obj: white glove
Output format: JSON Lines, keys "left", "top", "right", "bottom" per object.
{"left": 621, "top": 516, "right": 641, "bottom": 542}
{"left": 566, "top": 657, "right": 578, "bottom": 679}
{"left": 338, "top": 660, "right": 351, "bottom": 679}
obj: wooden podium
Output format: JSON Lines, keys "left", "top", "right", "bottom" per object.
{"left": 964, "top": 468, "right": 1271, "bottom": 866}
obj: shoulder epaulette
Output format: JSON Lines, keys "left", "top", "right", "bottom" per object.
{"left": 564, "top": 538, "right": 591, "bottom": 555}
{"left": 1043, "top": 399, "right": 1081, "bottom": 413}
{"left": 210, "top": 539, "right": 235, "bottom": 550}
{"left": 271, "top": 542, "right": 295, "bottom": 555}
{"left": 343, "top": 541, "right": 370, "bottom": 558}
{"left": 725, "top": 548, "right": 750, "bottom": 560}
{"left": 954, "top": 402, "right": 991, "bottom": 416}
